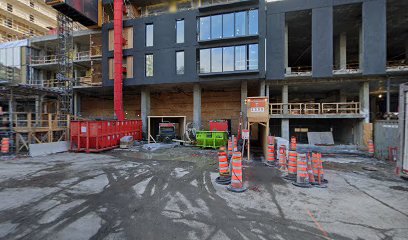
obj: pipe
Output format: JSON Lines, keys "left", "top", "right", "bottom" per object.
{"left": 114, "top": 0, "right": 125, "bottom": 120}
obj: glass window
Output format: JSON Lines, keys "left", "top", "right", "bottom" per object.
{"left": 176, "top": 51, "right": 184, "bottom": 75}
{"left": 248, "top": 44, "right": 258, "bottom": 70}
{"left": 223, "top": 13, "right": 234, "bottom": 38}
{"left": 211, "top": 48, "right": 222, "bottom": 72}
{"left": 223, "top": 47, "right": 234, "bottom": 72}
{"left": 211, "top": 15, "right": 222, "bottom": 39}
{"left": 176, "top": 19, "right": 184, "bottom": 43}
{"left": 199, "top": 16, "right": 211, "bottom": 41}
{"left": 235, "top": 45, "right": 247, "bottom": 70}
{"left": 199, "top": 49, "right": 211, "bottom": 73}
{"left": 235, "top": 11, "right": 247, "bottom": 36}
{"left": 146, "top": 24, "right": 153, "bottom": 47}
{"left": 248, "top": 10, "right": 258, "bottom": 35}
{"left": 145, "top": 54, "right": 153, "bottom": 77}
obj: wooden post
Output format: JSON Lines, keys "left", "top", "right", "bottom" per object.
{"left": 67, "top": 114, "right": 71, "bottom": 140}
{"left": 27, "top": 113, "right": 32, "bottom": 145}
{"left": 247, "top": 122, "right": 250, "bottom": 161}
{"left": 48, "top": 114, "right": 53, "bottom": 142}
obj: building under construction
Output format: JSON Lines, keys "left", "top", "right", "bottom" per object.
{"left": 0, "top": 0, "right": 407, "bottom": 154}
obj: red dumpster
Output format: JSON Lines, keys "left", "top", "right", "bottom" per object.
{"left": 70, "top": 120, "right": 142, "bottom": 153}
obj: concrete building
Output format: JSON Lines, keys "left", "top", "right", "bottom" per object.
{"left": 0, "top": 0, "right": 58, "bottom": 42}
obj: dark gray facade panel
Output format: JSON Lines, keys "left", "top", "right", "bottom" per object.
{"left": 312, "top": 7, "right": 333, "bottom": 78}
{"left": 102, "top": 3, "right": 265, "bottom": 87}
{"left": 266, "top": 0, "right": 365, "bottom": 14}
{"left": 362, "top": 0, "right": 386, "bottom": 75}
{"left": 266, "top": 13, "right": 285, "bottom": 80}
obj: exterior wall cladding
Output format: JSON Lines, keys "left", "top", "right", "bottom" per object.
{"left": 101, "top": 0, "right": 386, "bottom": 86}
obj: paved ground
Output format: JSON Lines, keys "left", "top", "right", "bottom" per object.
{"left": 0, "top": 146, "right": 407, "bottom": 240}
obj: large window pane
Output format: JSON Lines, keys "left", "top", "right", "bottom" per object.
{"left": 223, "top": 13, "right": 234, "bottom": 38}
{"left": 199, "top": 16, "right": 211, "bottom": 41}
{"left": 146, "top": 24, "right": 154, "bottom": 47}
{"left": 145, "top": 54, "right": 153, "bottom": 77}
{"left": 223, "top": 47, "right": 234, "bottom": 72}
{"left": 248, "top": 44, "right": 258, "bottom": 70}
{"left": 211, "top": 15, "right": 222, "bottom": 39}
{"left": 176, "top": 19, "right": 184, "bottom": 43}
{"left": 176, "top": 51, "right": 184, "bottom": 75}
{"left": 211, "top": 48, "right": 222, "bottom": 72}
{"left": 248, "top": 10, "right": 258, "bottom": 35}
{"left": 235, "top": 45, "right": 246, "bottom": 70}
{"left": 199, "top": 49, "right": 211, "bottom": 73}
{"left": 235, "top": 11, "right": 247, "bottom": 36}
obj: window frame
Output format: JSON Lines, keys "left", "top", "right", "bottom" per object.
{"left": 176, "top": 51, "right": 185, "bottom": 75}
{"left": 145, "top": 23, "right": 154, "bottom": 47}
{"left": 176, "top": 19, "right": 185, "bottom": 44}
{"left": 145, "top": 54, "right": 154, "bottom": 77}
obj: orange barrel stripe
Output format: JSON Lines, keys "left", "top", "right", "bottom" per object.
{"left": 307, "top": 153, "right": 315, "bottom": 183}
{"left": 279, "top": 145, "right": 287, "bottom": 169}
{"left": 368, "top": 140, "right": 374, "bottom": 155}
{"left": 318, "top": 153, "right": 324, "bottom": 177}
{"left": 1, "top": 138, "right": 9, "bottom": 153}
{"left": 312, "top": 152, "right": 319, "bottom": 176}
{"left": 267, "top": 144, "right": 275, "bottom": 162}
{"left": 231, "top": 152, "right": 243, "bottom": 189}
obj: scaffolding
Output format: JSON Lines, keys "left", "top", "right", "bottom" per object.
{"left": 56, "top": 13, "right": 74, "bottom": 115}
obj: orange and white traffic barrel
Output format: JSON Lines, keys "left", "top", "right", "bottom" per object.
{"left": 293, "top": 153, "right": 312, "bottom": 188}
{"left": 216, "top": 147, "right": 231, "bottom": 185}
{"left": 227, "top": 152, "right": 247, "bottom": 192}
{"left": 1, "top": 138, "right": 9, "bottom": 154}
{"left": 278, "top": 145, "right": 287, "bottom": 172}
{"left": 283, "top": 150, "right": 297, "bottom": 180}
{"left": 368, "top": 140, "right": 374, "bottom": 156}
{"left": 307, "top": 152, "right": 315, "bottom": 184}
{"left": 312, "top": 152, "right": 328, "bottom": 187}
{"left": 266, "top": 143, "right": 276, "bottom": 166}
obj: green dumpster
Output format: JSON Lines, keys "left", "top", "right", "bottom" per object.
{"left": 196, "top": 131, "right": 228, "bottom": 149}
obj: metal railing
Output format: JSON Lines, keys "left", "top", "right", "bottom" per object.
{"left": 270, "top": 102, "right": 360, "bottom": 115}
{"left": 30, "top": 55, "right": 58, "bottom": 64}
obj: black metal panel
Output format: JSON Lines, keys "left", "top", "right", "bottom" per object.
{"left": 266, "top": 13, "right": 285, "bottom": 80}
{"left": 362, "top": 0, "right": 386, "bottom": 75}
{"left": 312, "top": 6, "right": 333, "bottom": 78}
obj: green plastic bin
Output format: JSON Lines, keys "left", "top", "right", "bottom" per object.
{"left": 196, "top": 131, "right": 228, "bottom": 149}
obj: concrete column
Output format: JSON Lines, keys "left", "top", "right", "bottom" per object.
{"left": 259, "top": 80, "right": 266, "bottom": 96}
{"left": 359, "top": 82, "right": 370, "bottom": 123}
{"left": 386, "top": 78, "right": 391, "bottom": 117}
{"left": 241, "top": 80, "right": 248, "bottom": 121}
{"left": 335, "top": 33, "right": 347, "bottom": 70}
{"left": 406, "top": 40, "right": 408, "bottom": 63}
{"left": 281, "top": 119, "right": 289, "bottom": 140}
{"left": 281, "top": 85, "right": 289, "bottom": 140}
{"left": 35, "top": 95, "right": 43, "bottom": 125}
{"left": 284, "top": 23, "right": 289, "bottom": 70}
{"left": 73, "top": 92, "right": 81, "bottom": 116}
{"left": 282, "top": 85, "right": 288, "bottom": 114}
{"left": 339, "top": 89, "right": 347, "bottom": 102}
{"left": 141, "top": 87, "right": 151, "bottom": 138}
{"left": 359, "top": 25, "right": 363, "bottom": 70}
{"left": 193, "top": 84, "right": 201, "bottom": 130}
{"left": 266, "top": 85, "right": 270, "bottom": 99}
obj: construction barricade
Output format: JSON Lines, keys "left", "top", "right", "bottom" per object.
{"left": 70, "top": 120, "right": 142, "bottom": 153}
{"left": 278, "top": 145, "right": 287, "bottom": 172}
{"left": 227, "top": 152, "right": 247, "bottom": 193}
{"left": 284, "top": 150, "right": 297, "bottom": 180}
{"left": 293, "top": 153, "right": 311, "bottom": 188}
{"left": 266, "top": 136, "right": 276, "bottom": 166}
{"left": 215, "top": 147, "right": 231, "bottom": 185}
{"left": 290, "top": 136, "right": 297, "bottom": 151}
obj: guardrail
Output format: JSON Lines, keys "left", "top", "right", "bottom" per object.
{"left": 270, "top": 102, "right": 360, "bottom": 115}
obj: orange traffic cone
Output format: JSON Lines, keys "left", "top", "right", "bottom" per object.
{"left": 227, "top": 152, "right": 247, "bottom": 192}
{"left": 216, "top": 147, "right": 231, "bottom": 185}
{"left": 292, "top": 153, "right": 312, "bottom": 188}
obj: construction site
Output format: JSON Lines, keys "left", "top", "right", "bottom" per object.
{"left": 0, "top": 0, "right": 407, "bottom": 239}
